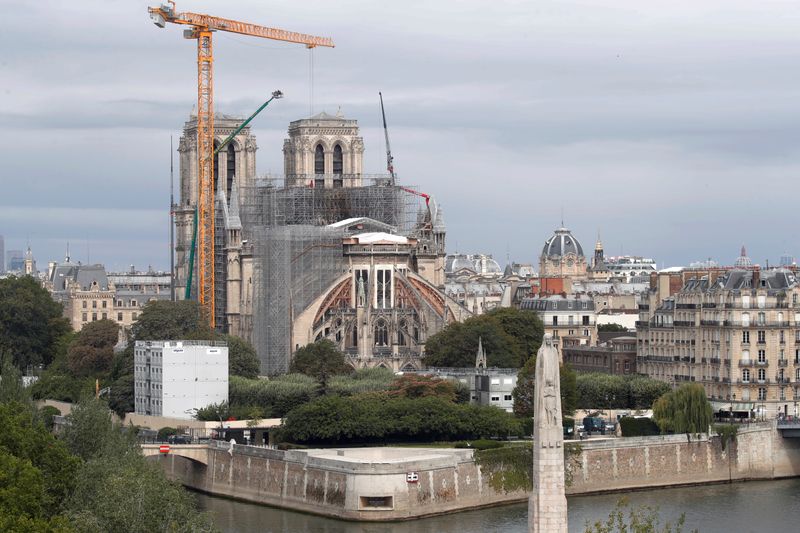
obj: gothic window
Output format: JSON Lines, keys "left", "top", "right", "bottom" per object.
{"left": 226, "top": 144, "right": 236, "bottom": 201}
{"left": 377, "top": 269, "right": 392, "bottom": 309}
{"left": 314, "top": 144, "right": 325, "bottom": 174}
{"left": 333, "top": 144, "right": 343, "bottom": 174}
{"left": 398, "top": 320, "right": 406, "bottom": 346}
{"left": 374, "top": 320, "right": 389, "bottom": 347}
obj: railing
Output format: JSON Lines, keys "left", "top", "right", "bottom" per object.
{"left": 674, "top": 321, "right": 694, "bottom": 327}
{"left": 739, "top": 360, "right": 754, "bottom": 367}
{"left": 778, "top": 359, "right": 789, "bottom": 367}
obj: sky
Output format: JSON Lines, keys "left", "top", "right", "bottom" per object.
{"left": 1, "top": 0, "right": 799, "bottom": 272}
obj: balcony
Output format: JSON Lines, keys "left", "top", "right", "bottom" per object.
{"left": 674, "top": 321, "right": 695, "bottom": 327}
{"left": 635, "top": 321, "right": 650, "bottom": 329}
{"left": 701, "top": 320, "right": 720, "bottom": 326}
{"left": 756, "top": 360, "right": 769, "bottom": 366}
{"left": 778, "top": 359, "right": 789, "bottom": 367}
{"left": 775, "top": 377, "right": 791, "bottom": 385}
{"left": 738, "top": 360, "right": 754, "bottom": 367}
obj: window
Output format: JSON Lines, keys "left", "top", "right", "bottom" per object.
{"left": 101, "top": 313, "right": 107, "bottom": 320}
{"left": 780, "top": 331, "right": 785, "bottom": 343}
{"left": 742, "top": 296, "right": 750, "bottom": 309}
{"left": 92, "top": 300, "right": 97, "bottom": 309}
{"left": 91, "top": 313, "right": 97, "bottom": 321}
{"left": 102, "top": 300, "right": 107, "bottom": 309}
{"left": 117, "top": 312, "right": 123, "bottom": 321}
{"left": 757, "top": 331, "right": 766, "bottom": 344}
{"left": 332, "top": 144, "right": 343, "bottom": 174}
{"left": 82, "top": 312, "right": 87, "bottom": 322}
{"left": 131, "top": 300, "right": 137, "bottom": 307}
{"left": 82, "top": 301, "right": 87, "bottom": 309}
{"left": 758, "top": 349, "right": 766, "bottom": 363}
{"left": 757, "top": 312, "right": 765, "bottom": 325}
{"left": 314, "top": 144, "right": 325, "bottom": 174}
{"left": 758, "top": 368, "right": 766, "bottom": 382}
{"left": 742, "top": 369, "right": 750, "bottom": 382}
{"left": 582, "top": 315, "right": 590, "bottom": 325}
{"left": 132, "top": 312, "right": 137, "bottom": 320}
{"left": 742, "top": 331, "right": 750, "bottom": 344}
{"left": 796, "top": 368, "right": 800, "bottom": 381}
{"left": 503, "top": 394, "right": 512, "bottom": 401}
{"left": 117, "top": 299, "right": 123, "bottom": 307}
{"left": 490, "top": 396, "right": 500, "bottom": 402}
{"left": 758, "top": 387, "right": 767, "bottom": 401}
{"left": 552, "top": 316, "right": 558, "bottom": 326}
{"left": 226, "top": 143, "right": 236, "bottom": 200}
{"left": 742, "top": 313, "right": 750, "bottom": 327}
{"left": 374, "top": 320, "right": 389, "bottom": 347}
{"left": 584, "top": 329, "right": 589, "bottom": 336}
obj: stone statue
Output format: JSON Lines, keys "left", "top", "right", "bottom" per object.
{"left": 529, "top": 334, "right": 567, "bottom": 533}
{"left": 356, "top": 273, "right": 366, "bottom": 307}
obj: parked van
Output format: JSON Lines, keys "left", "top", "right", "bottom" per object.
{"left": 582, "top": 416, "right": 606, "bottom": 436}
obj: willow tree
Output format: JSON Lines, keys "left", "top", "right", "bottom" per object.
{"left": 653, "top": 383, "right": 713, "bottom": 434}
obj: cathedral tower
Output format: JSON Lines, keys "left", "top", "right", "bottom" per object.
{"left": 283, "top": 111, "right": 364, "bottom": 188}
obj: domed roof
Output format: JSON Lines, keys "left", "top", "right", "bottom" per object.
{"left": 734, "top": 245, "right": 752, "bottom": 268}
{"left": 473, "top": 255, "right": 502, "bottom": 275}
{"left": 541, "top": 227, "right": 584, "bottom": 259}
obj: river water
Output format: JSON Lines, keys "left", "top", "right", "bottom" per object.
{"left": 196, "top": 477, "right": 800, "bottom": 532}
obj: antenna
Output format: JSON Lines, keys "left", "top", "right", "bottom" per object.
{"left": 170, "top": 135, "right": 176, "bottom": 301}
{"left": 379, "top": 92, "right": 395, "bottom": 181}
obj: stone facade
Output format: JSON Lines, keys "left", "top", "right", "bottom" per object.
{"left": 637, "top": 268, "right": 800, "bottom": 418}
{"left": 563, "top": 336, "right": 637, "bottom": 375}
{"left": 520, "top": 294, "right": 598, "bottom": 354}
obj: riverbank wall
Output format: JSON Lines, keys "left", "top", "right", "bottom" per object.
{"left": 151, "top": 422, "right": 800, "bottom": 521}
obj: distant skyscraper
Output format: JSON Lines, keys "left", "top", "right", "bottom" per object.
{"left": 780, "top": 253, "right": 795, "bottom": 267}
{"left": 0, "top": 235, "right": 4, "bottom": 273}
{"left": 6, "top": 250, "right": 23, "bottom": 272}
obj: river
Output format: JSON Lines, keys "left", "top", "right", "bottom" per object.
{"left": 195, "top": 477, "right": 800, "bottom": 532}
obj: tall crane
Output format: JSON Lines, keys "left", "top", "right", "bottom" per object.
{"left": 148, "top": 1, "right": 334, "bottom": 327}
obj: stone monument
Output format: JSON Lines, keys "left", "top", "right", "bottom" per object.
{"left": 529, "top": 334, "right": 567, "bottom": 532}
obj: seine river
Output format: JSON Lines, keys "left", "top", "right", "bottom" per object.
{"left": 196, "top": 477, "right": 800, "bottom": 532}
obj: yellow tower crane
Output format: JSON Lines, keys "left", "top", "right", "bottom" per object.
{"left": 148, "top": 1, "right": 334, "bottom": 328}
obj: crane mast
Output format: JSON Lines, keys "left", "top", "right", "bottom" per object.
{"left": 148, "top": 1, "right": 333, "bottom": 327}
{"left": 379, "top": 92, "right": 395, "bottom": 182}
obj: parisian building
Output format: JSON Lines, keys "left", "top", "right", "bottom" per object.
{"left": 636, "top": 264, "right": 800, "bottom": 419}
{"left": 519, "top": 294, "right": 598, "bottom": 354}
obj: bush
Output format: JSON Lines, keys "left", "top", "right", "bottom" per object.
{"left": 281, "top": 394, "right": 522, "bottom": 445}
{"left": 327, "top": 367, "right": 395, "bottom": 396}
{"left": 228, "top": 374, "right": 318, "bottom": 417}
{"left": 619, "top": 417, "right": 660, "bottom": 437}
{"left": 157, "top": 427, "right": 178, "bottom": 441}
{"left": 38, "top": 406, "right": 61, "bottom": 431}
{"left": 653, "top": 383, "right": 713, "bottom": 434}
{"left": 576, "top": 373, "right": 671, "bottom": 410}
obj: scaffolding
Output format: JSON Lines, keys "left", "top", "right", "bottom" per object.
{"left": 239, "top": 175, "right": 423, "bottom": 374}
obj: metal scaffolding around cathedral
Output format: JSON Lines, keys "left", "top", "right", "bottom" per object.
{"left": 175, "top": 110, "right": 465, "bottom": 375}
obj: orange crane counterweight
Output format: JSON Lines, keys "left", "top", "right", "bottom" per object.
{"left": 148, "top": 1, "right": 333, "bottom": 328}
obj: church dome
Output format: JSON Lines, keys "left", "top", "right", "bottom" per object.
{"left": 473, "top": 255, "right": 502, "bottom": 275}
{"left": 734, "top": 245, "right": 753, "bottom": 268}
{"left": 541, "top": 227, "right": 584, "bottom": 259}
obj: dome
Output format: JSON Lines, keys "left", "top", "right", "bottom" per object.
{"left": 734, "top": 245, "right": 753, "bottom": 268}
{"left": 446, "top": 254, "right": 477, "bottom": 273}
{"left": 541, "top": 227, "right": 584, "bottom": 259}
{"left": 473, "top": 254, "right": 502, "bottom": 275}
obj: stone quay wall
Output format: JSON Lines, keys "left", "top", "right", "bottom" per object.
{"left": 153, "top": 422, "right": 800, "bottom": 521}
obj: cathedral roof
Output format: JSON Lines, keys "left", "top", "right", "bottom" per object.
{"left": 541, "top": 227, "right": 584, "bottom": 259}
{"left": 309, "top": 111, "right": 345, "bottom": 121}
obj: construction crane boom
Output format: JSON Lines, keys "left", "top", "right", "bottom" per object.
{"left": 148, "top": 1, "right": 333, "bottom": 328}
{"left": 379, "top": 92, "right": 395, "bottom": 181}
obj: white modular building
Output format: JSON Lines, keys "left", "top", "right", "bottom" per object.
{"left": 134, "top": 340, "right": 228, "bottom": 419}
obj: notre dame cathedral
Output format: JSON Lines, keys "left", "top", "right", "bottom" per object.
{"left": 175, "top": 110, "right": 469, "bottom": 375}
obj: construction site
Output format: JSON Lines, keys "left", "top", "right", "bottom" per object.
{"left": 151, "top": 2, "right": 462, "bottom": 374}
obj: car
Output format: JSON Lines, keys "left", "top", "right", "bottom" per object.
{"left": 582, "top": 416, "right": 606, "bottom": 436}
{"left": 168, "top": 434, "right": 192, "bottom": 444}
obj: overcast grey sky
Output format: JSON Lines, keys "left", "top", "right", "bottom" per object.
{"left": 1, "top": 0, "right": 799, "bottom": 272}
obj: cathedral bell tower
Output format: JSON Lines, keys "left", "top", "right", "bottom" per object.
{"left": 282, "top": 110, "right": 364, "bottom": 188}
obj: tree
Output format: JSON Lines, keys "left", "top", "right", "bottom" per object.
{"left": 512, "top": 355, "right": 577, "bottom": 418}
{"left": 0, "top": 402, "right": 79, "bottom": 517}
{"left": 107, "top": 373, "right": 135, "bottom": 417}
{"left": 0, "top": 353, "right": 29, "bottom": 404}
{"left": 598, "top": 323, "right": 629, "bottom": 332}
{"left": 423, "top": 308, "right": 544, "bottom": 368}
{"left": 66, "top": 319, "right": 119, "bottom": 377}
{"left": 130, "top": 300, "right": 212, "bottom": 341}
{"left": 62, "top": 397, "right": 115, "bottom": 462}
{"left": 289, "top": 340, "right": 351, "bottom": 387}
{"left": 584, "top": 498, "right": 696, "bottom": 533}
{"left": 223, "top": 334, "right": 260, "bottom": 379}
{"left": 0, "top": 276, "right": 71, "bottom": 370}
{"left": 388, "top": 374, "right": 456, "bottom": 402}
{"left": 653, "top": 384, "right": 713, "bottom": 435}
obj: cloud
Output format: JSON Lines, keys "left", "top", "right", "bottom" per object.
{"left": 1, "top": 0, "right": 799, "bottom": 270}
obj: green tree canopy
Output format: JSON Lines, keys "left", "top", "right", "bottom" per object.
{"left": 222, "top": 334, "right": 260, "bottom": 379}
{"left": 653, "top": 383, "right": 713, "bottom": 434}
{"left": 130, "top": 300, "right": 212, "bottom": 341}
{"left": 66, "top": 319, "right": 119, "bottom": 377}
{"left": 423, "top": 308, "right": 543, "bottom": 368}
{"left": 512, "top": 355, "right": 577, "bottom": 418}
{"left": 289, "top": 340, "right": 351, "bottom": 386}
{"left": 0, "top": 276, "right": 71, "bottom": 370}
{"left": 597, "top": 323, "right": 629, "bottom": 332}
